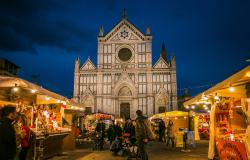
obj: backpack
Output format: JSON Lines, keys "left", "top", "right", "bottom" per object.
{"left": 140, "top": 118, "right": 156, "bottom": 141}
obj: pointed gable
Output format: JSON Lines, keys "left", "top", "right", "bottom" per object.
{"left": 153, "top": 57, "right": 169, "bottom": 69}
{"left": 103, "top": 18, "right": 146, "bottom": 42}
{"left": 80, "top": 58, "right": 96, "bottom": 70}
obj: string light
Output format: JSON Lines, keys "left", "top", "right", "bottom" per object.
{"left": 191, "top": 105, "right": 195, "bottom": 109}
{"left": 229, "top": 86, "right": 235, "bottom": 92}
{"left": 31, "top": 89, "right": 36, "bottom": 94}
{"left": 13, "top": 87, "right": 19, "bottom": 92}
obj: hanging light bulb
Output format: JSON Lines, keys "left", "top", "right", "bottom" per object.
{"left": 229, "top": 86, "right": 235, "bottom": 92}
{"left": 13, "top": 87, "right": 19, "bottom": 92}
{"left": 214, "top": 93, "right": 220, "bottom": 100}
{"left": 31, "top": 89, "right": 36, "bottom": 94}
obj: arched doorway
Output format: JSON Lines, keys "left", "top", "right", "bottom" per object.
{"left": 118, "top": 86, "right": 132, "bottom": 119}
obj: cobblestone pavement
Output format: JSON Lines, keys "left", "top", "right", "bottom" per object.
{"left": 48, "top": 140, "right": 209, "bottom": 160}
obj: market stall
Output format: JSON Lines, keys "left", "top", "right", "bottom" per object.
{"left": 189, "top": 111, "right": 210, "bottom": 140}
{"left": 84, "top": 113, "right": 114, "bottom": 133}
{"left": 184, "top": 65, "right": 250, "bottom": 160}
{"left": 150, "top": 111, "right": 189, "bottom": 133}
{"left": 0, "top": 76, "right": 84, "bottom": 159}
{"left": 150, "top": 111, "right": 191, "bottom": 147}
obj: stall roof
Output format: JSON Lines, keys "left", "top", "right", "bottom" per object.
{"left": 0, "top": 76, "right": 84, "bottom": 109}
{"left": 184, "top": 65, "right": 250, "bottom": 106}
{"left": 151, "top": 111, "right": 189, "bottom": 119}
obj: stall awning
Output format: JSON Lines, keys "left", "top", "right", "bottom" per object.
{"left": 0, "top": 76, "right": 68, "bottom": 103}
{"left": 184, "top": 65, "right": 250, "bottom": 106}
{"left": 151, "top": 111, "right": 189, "bottom": 119}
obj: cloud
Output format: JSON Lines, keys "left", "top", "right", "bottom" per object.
{"left": 0, "top": 0, "right": 95, "bottom": 53}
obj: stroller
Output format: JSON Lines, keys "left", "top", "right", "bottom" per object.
{"left": 110, "top": 136, "right": 123, "bottom": 155}
{"left": 116, "top": 133, "right": 139, "bottom": 159}
{"left": 92, "top": 131, "right": 104, "bottom": 151}
{"left": 124, "top": 134, "right": 139, "bottom": 160}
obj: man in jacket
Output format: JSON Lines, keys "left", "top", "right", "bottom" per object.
{"left": 0, "top": 105, "right": 17, "bottom": 160}
{"left": 135, "top": 110, "right": 151, "bottom": 160}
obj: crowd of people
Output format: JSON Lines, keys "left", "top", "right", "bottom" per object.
{"left": 92, "top": 110, "right": 175, "bottom": 160}
{"left": 0, "top": 105, "right": 31, "bottom": 160}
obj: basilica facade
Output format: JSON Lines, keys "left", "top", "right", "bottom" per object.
{"left": 73, "top": 14, "right": 177, "bottom": 119}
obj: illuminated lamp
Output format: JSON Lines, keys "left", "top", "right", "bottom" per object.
{"left": 191, "top": 105, "right": 195, "bottom": 109}
{"left": 13, "top": 87, "right": 19, "bottom": 92}
{"left": 45, "top": 97, "right": 50, "bottom": 101}
{"left": 31, "top": 89, "right": 36, "bottom": 94}
{"left": 62, "top": 101, "right": 66, "bottom": 105}
{"left": 229, "top": 85, "right": 235, "bottom": 92}
{"left": 174, "top": 117, "right": 178, "bottom": 120}
{"left": 208, "top": 110, "right": 211, "bottom": 113}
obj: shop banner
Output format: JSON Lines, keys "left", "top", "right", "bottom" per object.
{"left": 216, "top": 140, "right": 248, "bottom": 160}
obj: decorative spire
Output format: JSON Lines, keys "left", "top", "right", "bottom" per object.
{"left": 75, "top": 57, "right": 80, "bottom": 72}
{"left": 160, "top": 41, "right": 167, "bottom": 62}
{"left": 146, "top": 25, "right": 151, "bottom": 35}
{"left": 122, "top": 8, "right": 128, "bottom": 19}
{"left": 99, "top": 26, "right": 104, "bottom": 37}
{"left": 170, "top": 54, "right": 176, "bottom": 67}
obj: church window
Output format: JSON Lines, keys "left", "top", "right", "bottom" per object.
{"left": 139, "top": 84, "right": 147, "bottom": 94}
{"left": 146, "top": 43, "right": 151, "bottom": 52}
{"left": 141, "top": 44, "right": 145, "bottom": 52}
{"left": 118, "top": 48, "right": 132, "bottom": 62}
{"left": 138, "top": 97, "right": 147, "bottom": 114}
{"left": 138, "top": 44, "right": 141, "bottom": 52}
{"left": 153, "top": 74, "right": 156, "bottom": 82}
{"left": 80, "top": 76, "right": 83, "bottom": 83}
{"left": 103, "top": 84, "right": 111, "bottom": 94}
{"left": 164, "top": 74, "right": 168, "bottom": 82}
{"left": 138, "top": 74, "right": 146, "bottom": 82}
{"left": 108, "top": 44, "right": 112, "bottom": 53}
{"left": 103, "top": 74, "right": 111, "bottom": 83}
{"left": 104, "top": 45, "right": 107, "bottom": 53}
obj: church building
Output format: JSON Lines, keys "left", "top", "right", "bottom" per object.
{"left": 73, "top": 13, "right": 177, "bottom": 119}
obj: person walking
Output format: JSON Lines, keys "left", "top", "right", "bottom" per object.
{"left": 124, "top": 118, "right": 132, "bottom": 134}
{"left": 158, "top": 120, "right": 166, "bottom": 142}
{"left": 166, "top": 120, "right": 175, "bottom": 149}
{"left": 0, "top": 105, "right": 17, "bottom": 160}
{"left": 95, "top": 119, "right": 106, "bottom": 150}
{"left": 19, "top": 115, "right": 31, "bottom": 160}
{"left": 135, "top": 110, "right": 155, "bottom": 160}
{"left": 106, "top": 124, "right": 115, "bottom": 145}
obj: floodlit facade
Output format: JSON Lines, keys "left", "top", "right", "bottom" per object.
{"left": 73, "top": 13, "right": 177, "bottom": 119}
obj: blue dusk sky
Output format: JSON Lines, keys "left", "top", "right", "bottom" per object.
{"left": 0, "top": 0, "right": 249, "bottom": 97}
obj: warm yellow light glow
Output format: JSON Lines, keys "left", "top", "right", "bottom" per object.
{"left": 195, "top": 101, "right": 200, "bottom": 105}
{"left": 185, "top": 106, "right": 190, "bottom": 109}
{"left": 214, "top": 95, "right": 219, "bottom": 100}
{"left": 184, "top": 116, "right": 187, "bottom": 119}
{"left": 31, "top": 89, "right": 36, "bottom": 93}
{"left": 71, "top": 106, "right": 73, "bottom": 109}
{"left": 229, "top": 87, "right": 235, "bottom": 92}
{"left": 174, "top": 117, "right": 178, "bottom": 120}
{"left": 191, "top": 105, "right": 195, "bottom": 109}
{"left": 246, "top": 72, "right": 250, "bottom": 78}
{"left": 62, "top": 101, "right": 66, "bottom": 105}
{"left": 57, "top": 100, "right": 61, "bottom": 103}
{"left": 13, "top": 87, "right": 19, "bottom": 92}
{"left": 203, "top": 104, "right": 207, "bottom": 108}
{"left": 208, "top": 110, "right": 210, "bottom": 113}
{"left": 45, "top": 97, "right": 50, "bottom": 101}
{"left": 205, "top": 107, "right": 208, "bottom": 110}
